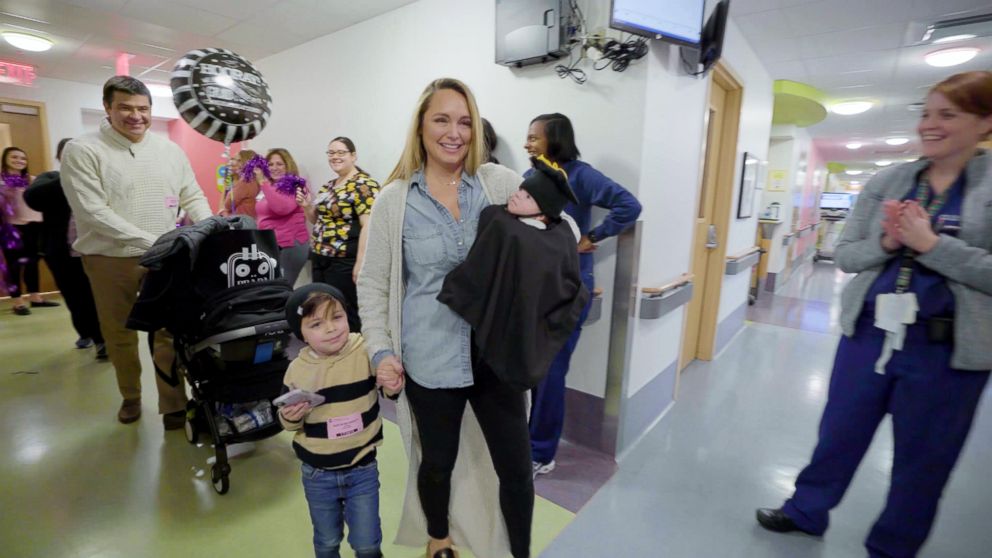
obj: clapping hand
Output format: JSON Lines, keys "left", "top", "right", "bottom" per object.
{"left": 897, "top": 201, "right": 940, "bottom": 253}
{"left": 881, "top": 199, "right": 903, "bottom": 252}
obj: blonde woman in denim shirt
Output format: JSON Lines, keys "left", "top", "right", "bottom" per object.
{"left": 357, "top": 78, "right": 532, "bottom": 558}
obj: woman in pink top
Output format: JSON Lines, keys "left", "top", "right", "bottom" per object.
{"left": 255, "top": 148, "right": 309, "bottom": 287}
{"left": 1, "top": 147, "right": 59, "bottom": 315}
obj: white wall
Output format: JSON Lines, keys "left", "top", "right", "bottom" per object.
{"left": 716, "top": 21, "right": 774, "bottom": 324}
{"left": 627, "top": 19, "right": 773, "bottom": 397}
{"left": 254, "top": 0, "right": 650, "bottom": 398}
{"left": 0, "top": 76, "right": 178, "bottom": 166}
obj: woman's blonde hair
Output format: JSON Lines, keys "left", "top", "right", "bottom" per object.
{"left": 386, "top": 78, "right": 485, "bottom": 184}
{"left": 266, "top": 147, "right": 300, "bottom": 175}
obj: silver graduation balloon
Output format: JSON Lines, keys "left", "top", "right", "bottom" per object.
{"left": 171, "top": 48, "right": 272, "bottom": 144}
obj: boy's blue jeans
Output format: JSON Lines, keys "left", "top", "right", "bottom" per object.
{"left": 301, "top": 460, "right": 383, "bottom": 558}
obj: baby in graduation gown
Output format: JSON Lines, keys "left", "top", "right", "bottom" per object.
{"left": 438, "top": 156, "right": 590, "bottom": 391}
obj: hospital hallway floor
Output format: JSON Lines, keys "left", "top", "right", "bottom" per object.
{"left": 2, "top": 261, "right": 990, "bottom": 557}
{"left": 540, "top": 262, "right": 992, "bottom": 558}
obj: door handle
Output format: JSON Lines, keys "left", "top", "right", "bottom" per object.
{"left": 705, "top": 224, "right": 718, "bottom": 249}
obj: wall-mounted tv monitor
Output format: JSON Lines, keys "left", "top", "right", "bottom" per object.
{"left": 610, "top": 0, "right": 706, "bottom": 47}
{"left": 820, "top": 192, "right": 853, "bottom": 210}
{"left": 699, "top": 0, "right": 730, "bottom": 72}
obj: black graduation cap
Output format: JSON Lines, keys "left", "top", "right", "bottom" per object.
{"left": 520, "top": 155, "right": 578, "bottom": 217}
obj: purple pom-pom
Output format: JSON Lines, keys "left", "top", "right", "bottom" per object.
{"left": 239, "top": 154, "right": 270, "bottom": 182}
{"left": 274, "top": 174, "right": 307, "bottom": 196}
{"left": 1, "top": 173, "right": 30, "bottom": 189}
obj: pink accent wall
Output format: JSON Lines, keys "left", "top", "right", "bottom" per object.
{"left": 167, "top": 118, "right": 241, "bottom": 213}
{"left": 793, "top": 144, "right": 826, "bottom": 258}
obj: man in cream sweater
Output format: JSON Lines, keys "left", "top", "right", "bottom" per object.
{"left": 62, "top": 76, "right": 212, "bottom": 428}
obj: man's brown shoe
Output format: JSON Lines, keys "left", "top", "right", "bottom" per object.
{"left": 163, "top": 410, "right": 186, "bottom": 431}
{"left": 118, "top": 399, "right": 142, "bottom": 424}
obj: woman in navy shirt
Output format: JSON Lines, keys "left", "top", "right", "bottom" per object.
{"left": 523, "top": 113, "right": 642, "bottom": 475}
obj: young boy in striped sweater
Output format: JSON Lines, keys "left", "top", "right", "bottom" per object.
{"left": 279, "top": 283, "right": 402, "bottom": 558}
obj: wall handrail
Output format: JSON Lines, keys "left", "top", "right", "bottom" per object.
{"left": 725, "top": 245, "right": 760, "bottom": 262}
{"left": 641, "top": 272, "right": 694, "bottom": 297}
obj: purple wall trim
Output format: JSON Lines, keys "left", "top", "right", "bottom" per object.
{"left": 715, "top": 301, "right": 748, "bottom": 355}
{"left": 618, "top": 359, "right": 678, "bottom": 455}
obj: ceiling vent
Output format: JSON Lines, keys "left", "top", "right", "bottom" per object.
{"left": 919, "top": 12, "right": 992, "bottom": 44}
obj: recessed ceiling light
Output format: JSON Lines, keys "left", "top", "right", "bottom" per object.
{"left": 885, "top": 137, "right": 910, "bottom": 146}
{"left": 831, "top": 101, "right": 874, "bottom": 115}
{"left": 845, "top": 170, "right": 863, "bottom": 176}
{"left": 2, "top": 31, "right": 53, "bottom": 52}
{"left": 146, "top": 83, "right": 173, "bottom": 98}
{"left": 925, "top": 47, "right": 980, "bottom": 67}
{"left": 934, "top": 34, "right": 976, "bottom": 44}
{"left": 876, "top": 160, "right": 893, "bottom": 166}
{"left": 845, "top": 142, "right": 863, "bottom": 150}
{"left": 849, "top": 181, "right": 862, "bottom": 186}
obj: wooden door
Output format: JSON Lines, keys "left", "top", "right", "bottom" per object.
{"left": 680, "top": 64, "right": 743, "bottom": 370}
{"left": 0, "top": 99, "right": 56, "bottom": 294}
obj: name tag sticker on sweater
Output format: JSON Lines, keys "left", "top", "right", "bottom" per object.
{"left": 165, "top": 196, "right": 179, "bottom": 208}
{"left": 326, "top": 413, "right": 364, "bottom": 439}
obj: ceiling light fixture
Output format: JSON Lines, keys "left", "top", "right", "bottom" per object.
{"left": 845, "top": 142, "right": 863, "bottom": 150}
{"left": 925, "top": 47, "right": 980, "bottom": 67}
{"left": 2, "top": 31, "right": 53, "bottom": 52}
{"left": 885, "top": 137, "right": 910, "bottom": 146}
{"left": 875, "top": 160, "right": 893, "bottom": 166}
{"left": 831, "top": 101, "right": 874, "bottom": 115}
{"left": 845, "top": 170, "right": 863, "bottom": 176}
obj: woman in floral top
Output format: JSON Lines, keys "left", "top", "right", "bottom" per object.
{"left": 297, "top": 136, "right": 379, "bottom": 328}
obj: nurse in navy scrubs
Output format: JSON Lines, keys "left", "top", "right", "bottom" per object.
{"left": 757, "top": 70, "right": 992, "bottom": 558}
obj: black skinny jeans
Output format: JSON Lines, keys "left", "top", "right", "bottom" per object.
{"left": 310, "top": 252, "right": 361, "bottom": 330}
{"left": 404, "top": 358, "right": 534, "bottom": 558}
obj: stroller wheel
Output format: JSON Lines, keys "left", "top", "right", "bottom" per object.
{"left": 211, "top": 463, "right": 231, "bottom": 495}
{"left": 184, "top": 416, "right": 198, "bottom": 444}
{"left": 184, "top": 403, "right": 199, "bottom": 444}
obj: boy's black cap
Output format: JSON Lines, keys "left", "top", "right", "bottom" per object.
{"left": 285, "top": 283, "right": 348, "bottom": 340}
{"left": 519, "top": 155, "right": 578, "bottom": 217}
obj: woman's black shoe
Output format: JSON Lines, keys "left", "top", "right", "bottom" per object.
{"left": 756, "top": 508, "right": 814, "bottom": 534}
{"left": 30, "top": 300, "right": 60, "bottom": 307}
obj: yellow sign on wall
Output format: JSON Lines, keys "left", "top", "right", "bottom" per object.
{"left": 767, "top": 169, "right": 788, "bottom": 192}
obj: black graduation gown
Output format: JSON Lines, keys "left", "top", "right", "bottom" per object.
{"left": 438, "top": 205, "right": 590, "bottom": 391}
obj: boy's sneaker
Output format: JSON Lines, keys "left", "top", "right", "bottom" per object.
{"left": 532, "top": 460, "right": 556, "bottom": 478}
{"left": 75, "top": 337, "right": 94, "bottom": 349}
{"left": 95, "top": 343, "right": 108, "bottom": 360}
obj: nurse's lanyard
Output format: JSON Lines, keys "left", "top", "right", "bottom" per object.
{"left": 893, "top": 174, "right": 951, "bottom": 293}
{"left": 874, "top": 172, "right": 950, "bottom": 374}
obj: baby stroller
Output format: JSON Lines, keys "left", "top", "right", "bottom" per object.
{"left": 129, "top": 217, "right": 292, "bottom": 494}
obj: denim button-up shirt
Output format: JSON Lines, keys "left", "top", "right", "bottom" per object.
{"left": 400, "top": 170, "right": 489, "bottom": 388}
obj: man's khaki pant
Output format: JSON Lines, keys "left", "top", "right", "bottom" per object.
{"left": 82, "top": 255, "right": 187, "bottom": 414}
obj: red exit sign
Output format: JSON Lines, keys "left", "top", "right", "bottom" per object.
{"left": 0, "top": 61, "right": 36, "bottom": 86}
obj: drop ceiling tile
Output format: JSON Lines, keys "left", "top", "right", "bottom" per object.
{"left": 163, "top": 0, "right": 280, "bottom": 19}
{"left": 735, "top": 9, "right": 796, "bottom": 38}
{"left": 730, "top": 0, "right": 786, "bottom": 16}
{"left": 763, "top": 59, "right": 808, "bottom": 81}
{"left": 782, "top": 0, "right": 914, "bottom": 36}
{"left": 799, "top": 22, "right": 907, "bottom": 59}
{"left": 120, "top": 0, "right": 238, "bottom": 37}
